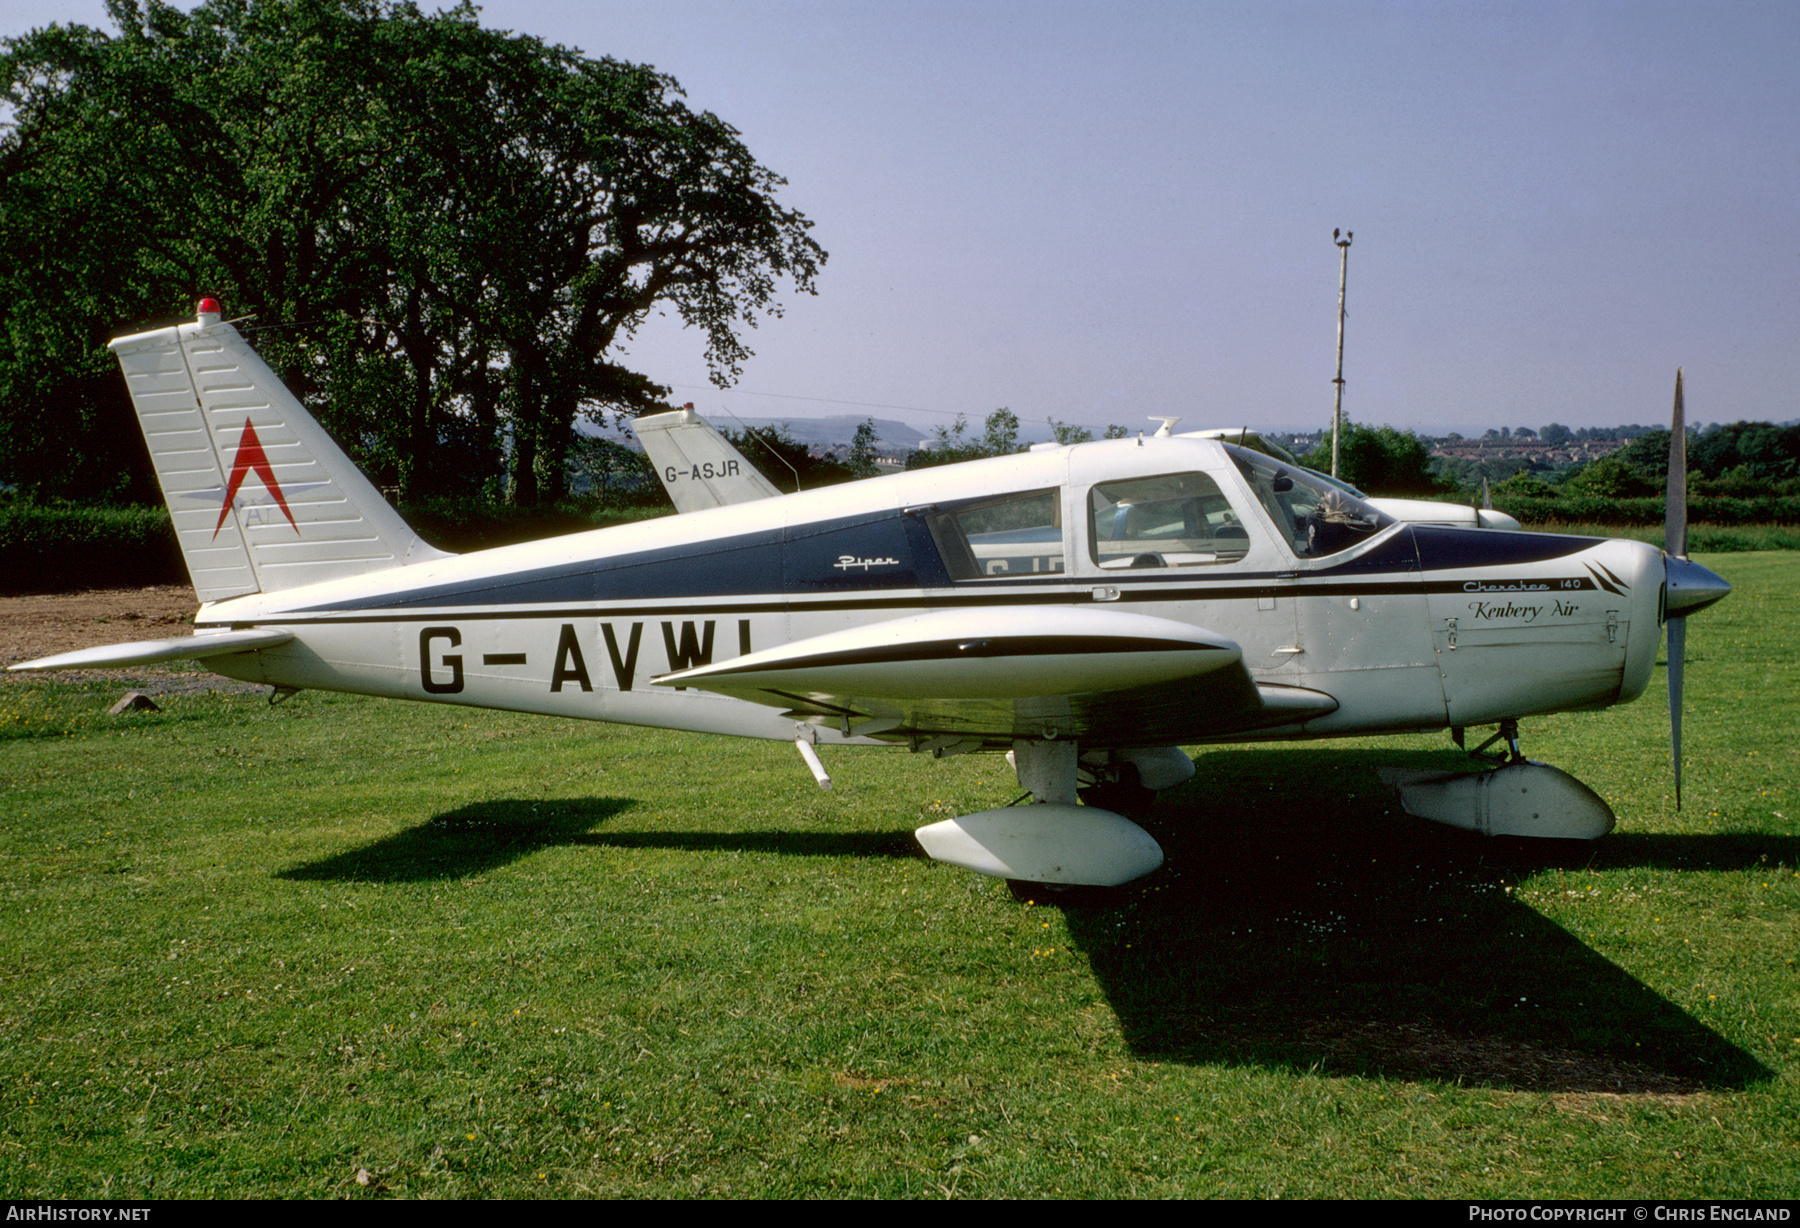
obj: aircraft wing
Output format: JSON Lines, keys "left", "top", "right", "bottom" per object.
{"left": 1365, "top": 496, "right": 1522, "bottom": 531}
{"left": 8, "top": 628, "right": 294, "bottom": 672}
{"left": 1178, "top": 427, "right": 1299, "bottom": 465}
{"left": 653, "top": 607, "right": 1336, "bottom": 745}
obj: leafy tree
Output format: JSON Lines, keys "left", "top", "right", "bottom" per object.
{"left": 904, "top": 408, "right": 1026, "bottom": 471}
{"left": 905, "top": 413, "right": 977, "bottom": 470}
{"left": 0, "top": 0, "right": 824, "bottom": 505}
{"left": 1690, "top": 421, "right": 1800, "bottom": 483}
{"left": 1043, "top": 419, "right": 1130, "bottom": 444}
{"left": 1611, "top": 429, "right": 1675, "bottom": 484}
{"left": 567, "top": 433, "right": 660, "bottom": 507}
{"left": 1696, "top": 464, "right": 1760, "bottom": 497}
{"left": 1562, "top": 453, "right": 1658, "bottom": 498}
{"left": 721, "top": 424, "right": 850, "bottom": 493}
{"left": 1491, "top": 470, "right": 1555, "bottom": 498}
{"left": 846, "top": 418, "right": 881, "bottom": 479}
{"left": 1300, "top": 423, "right": 1449, "bottom": 497}
{"left": 980, "top": 408, "right": 1021, "bottom": 456}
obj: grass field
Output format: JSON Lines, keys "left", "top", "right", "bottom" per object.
{"left": 1, "top": 554, "right": 1795, "bottom": 1198}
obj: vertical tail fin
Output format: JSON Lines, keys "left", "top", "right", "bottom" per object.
{"left": 633, "top": 405, "right": 783, "bottom": 512}
{"left": 110, "top": 300, "right": 449, "bottom": 602}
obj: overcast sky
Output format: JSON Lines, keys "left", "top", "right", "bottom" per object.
{"left": 8, "top": 1, "right": 1799, "bottom": 439}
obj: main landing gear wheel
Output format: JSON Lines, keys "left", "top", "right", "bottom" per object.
{"left": 1005, "top": 877, "right": 1135, "bottom": 907}
{"left": 912, "top": 742, "right": 1169, "bottom": 891}
{"left": 1077, "top": 762, "right": 1157, "bottom": 819}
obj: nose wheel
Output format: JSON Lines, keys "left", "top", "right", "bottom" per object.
{"left": 1389, "top": 720, "right": 1614, "bottom": 840}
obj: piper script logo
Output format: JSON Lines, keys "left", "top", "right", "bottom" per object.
{"left": 215, "top": 419, "right": 299, "bottom": 539}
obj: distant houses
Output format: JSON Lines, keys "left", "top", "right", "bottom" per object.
{"left": 1429, "top": 436, "right": 1629, "bottom": 468}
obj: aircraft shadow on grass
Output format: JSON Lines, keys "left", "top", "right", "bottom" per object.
{"left": 276, "top": 796, "right": 916, "bottom": 884}
{"left": 280, "top": 744, "right": 1783, "bottom": 1094}
{"left": 1054, "top": 745, "right": 1787, "bottom": 1094}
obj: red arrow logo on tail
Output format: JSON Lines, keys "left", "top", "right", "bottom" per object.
{"left": 214, "top": 419, "right": 299, "bottom": 539}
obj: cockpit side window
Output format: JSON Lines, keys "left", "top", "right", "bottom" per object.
{"left": 1087, "top": 472, "right": 1249, "bottom": 568}
{"left": 1224, "top": 444, "right": 1395, "bottom": 558}
{"left": 921, "top": 488, "right": 1065, "bottom": 581}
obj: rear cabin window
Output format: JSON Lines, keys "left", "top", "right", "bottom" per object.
{"left": 922, "top": 489, "right": 1065, "bottom": 581}
{"left": 1088, "top": 472, "right": 1249, "bottom": 568}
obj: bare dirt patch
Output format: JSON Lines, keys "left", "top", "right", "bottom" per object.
{"left": 0, "top": 586, "right": 271, "bottom": 696}
{"left": 0, "top": 585, "right": 198, "bottom": 667}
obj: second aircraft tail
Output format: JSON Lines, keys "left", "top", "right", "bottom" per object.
{"left": 633, "top": 405, "right": 782, "bottom": 513}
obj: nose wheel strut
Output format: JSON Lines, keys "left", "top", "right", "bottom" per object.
{"left": 1451, "top": 719, "right": 1525, "bottom": 765}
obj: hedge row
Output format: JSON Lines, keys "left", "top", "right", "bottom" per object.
{"left": 0, "top": 502, "right": 671, "bottom": 595}
{"left": 0, "top": 503, "right": 186, "bottom": 594}
{"left": 398, "top": 499, "right": 667, "bottom": 553}
{"left": 1488, "top": 493, "right": 1800, "bottom": 526}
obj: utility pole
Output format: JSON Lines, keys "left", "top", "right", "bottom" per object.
{"left": 1331, "top": 228, "right": 1353, "bottom": 478}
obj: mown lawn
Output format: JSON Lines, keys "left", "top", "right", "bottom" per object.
{"left": 1, "top": 553, "right": 1794, "bottom": 1198}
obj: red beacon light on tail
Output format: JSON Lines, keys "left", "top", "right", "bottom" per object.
{"left": 196, "top": 297, "right": 222, "bottom": 321}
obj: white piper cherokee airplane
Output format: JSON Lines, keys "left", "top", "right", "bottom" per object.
{"left": 13, "top": 301, "right": 1732, "bottom": 888}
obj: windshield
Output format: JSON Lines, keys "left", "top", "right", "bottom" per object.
{"left": 1224, "top": 444, "right": 1395, "bottom": 558}
{"left": 1303, "top": 466, "right": 1368, "bottom": 498}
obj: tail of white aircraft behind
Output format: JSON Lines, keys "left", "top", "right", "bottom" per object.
{"left": 111, "top": 299, "right": 448, "bottom": 603}
{"left": 633, "top": 405, "right": 782, "bottom": 513}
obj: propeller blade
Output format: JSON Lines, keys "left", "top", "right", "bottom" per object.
{"left": 1665, "top": 367, "right": 1688, "bottom": 809}
{"left": 1665, "top": 369, "right": 1687, "bottom": 560}
{"left": 1668, "top": 616, "right": 1685, "bottom": 810}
